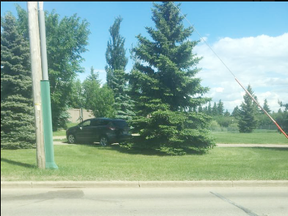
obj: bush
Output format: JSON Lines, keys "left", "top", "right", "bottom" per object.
{"left": 209, "top": 120, "right": 221, "bottom": 131}
{"left": 227, "top": 123, "right": 239, "bottom": 132}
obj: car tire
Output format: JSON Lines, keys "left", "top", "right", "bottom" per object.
{"left": 67, "top": 134, "right": 76, "bottom": 144}
{"left": 100, "top": 136, "right": 109, "bottom": 147}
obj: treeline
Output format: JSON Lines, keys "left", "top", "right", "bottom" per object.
{"left": 200, "top": 89, "right": 288, "bottom": 133}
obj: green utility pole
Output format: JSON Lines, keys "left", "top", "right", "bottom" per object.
{"left": 38, "top": 2, "right": 58, "bottom": 169}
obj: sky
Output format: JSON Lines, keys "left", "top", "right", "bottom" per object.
{"left": 1, "top": 1, "right": 288, "bottom": 113}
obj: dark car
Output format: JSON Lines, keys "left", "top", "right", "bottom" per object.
{"left": 66, "top": 118, "right": 131, "bottom": 146}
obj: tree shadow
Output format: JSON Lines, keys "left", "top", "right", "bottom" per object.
{"left": 100, "top": 144, "right": 207, "bottom": 156}
{"left": 64, "top": 139, "right": 210, "bottom": 156}
{"left": 1, "top": 158, "right": 36, "bottom": 168}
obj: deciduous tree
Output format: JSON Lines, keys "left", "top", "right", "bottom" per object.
{"left": 15, "top": 5, "right": 90, "bottom": 130}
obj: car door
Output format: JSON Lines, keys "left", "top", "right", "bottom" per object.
{"left": 97, "top": 119, "right": 110, "bottom": 140}
{"left": 76, "top": 119, "right": 92, "bottom": 142}
{"left": 90, "top": 119, "right": 100, "bottom": 141}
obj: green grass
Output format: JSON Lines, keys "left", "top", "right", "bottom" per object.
{"left": 53, "top": 122, "right": 78, "bottom": 136}
{"left": 1, "top": 145, "right": 288, "bottom": 181}
{"left": 212, "top": 131, "right": 288, "bottom": 144}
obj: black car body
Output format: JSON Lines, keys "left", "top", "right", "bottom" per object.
{"left": 66, "top": 118, "right": 131, "bottom": 146}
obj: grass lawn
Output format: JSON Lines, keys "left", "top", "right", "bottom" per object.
{"left": 1, "top": 145, "right": 288, "bottom": 181}
{"left": 53, "top": 122, "right": 78, "bottom": 136}
{"left": 212, "top": 131, "right": 288, "bottom": 144}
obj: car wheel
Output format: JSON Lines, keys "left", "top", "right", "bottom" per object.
{"left": 100, "top": 136, "right": 109, "bottom": 147}
{"left": 67, "top": 134, "right": 76, "bottom": 144}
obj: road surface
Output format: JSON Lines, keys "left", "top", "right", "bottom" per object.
{"left": 1, "top": 187, "right": 288, "bottom": 216}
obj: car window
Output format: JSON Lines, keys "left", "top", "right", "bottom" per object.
{"left": 112, "top": 120, "right": 128, "bottom": 128}
{"left": 99, "top": 119, "right": 109, "bottom": 126}
{"left": 79, "top": 120, "right": 91, "bottom": 127}
{"left": 91, "top": 119, "right": 100, "bottom": 126}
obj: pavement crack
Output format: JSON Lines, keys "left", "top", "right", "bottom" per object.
{"left": 210, "top": 191, "right": 259, "bottom": 216}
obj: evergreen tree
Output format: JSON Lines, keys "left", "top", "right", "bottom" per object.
{"left": 232, "top": 105, "right": 240, "bottom": 118}
{"left": 262, "top": 99, "right": 271, "bottom": 114}
{"left": 207, "top": 102, "right": 212, "bottom": 115}
{"left": 129, "top": 2, "right": 214, "bottom": 154}
{"left": 105, "top": 16, "right": 128, "bottom": 89}
{"left": 238, "top": 85, "right": 259, "bottom": 133}
{"left": 105, "top": 16, "right": 134, "bottom": 121}
{"left": 224, "top": 109, "right": 230, "bottom": 117}
{"left": 217, "top": 99, "right": 224, "bottom": 116}
{"left": 212, "top": 102, "right": 218, "bottom": 116}
{"left": 1, "top": 13, "right": 35, "bottom": 149}
{"left": 276, "top": 101, "right": 288, "bottom": 134}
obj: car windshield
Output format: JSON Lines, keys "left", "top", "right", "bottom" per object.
{"left": 112, "top": 120, "right": 128, "bottom": 128}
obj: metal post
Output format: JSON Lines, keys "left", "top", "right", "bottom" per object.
{"left": 27, "top": 2, "right": 45, "bottom": 169}
{"left": 38, "top": 1, "right": 58, "bottom": 169}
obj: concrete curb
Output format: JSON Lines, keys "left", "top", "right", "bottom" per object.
{"left": 2, "top": 180, "right": 288, "bottom": 189}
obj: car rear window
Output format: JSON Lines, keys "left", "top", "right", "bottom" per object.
{"left": 112, "top": 120, "right": 128, "bottom": 128}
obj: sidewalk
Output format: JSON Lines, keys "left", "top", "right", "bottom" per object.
{"left": 2, "top": 180, "right": 288, "bottom": 188}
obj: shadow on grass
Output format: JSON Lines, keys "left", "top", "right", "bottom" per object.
{"left": 62, "top": 137, "right": 210, "bottom": 156}
{"left": 92, "top": 143, "right": 206, "bottom": 156}
{"left": 1, "top": 158, "right": 36, "bottom": 168}
{"left": 67, "top": 142, "right": 169, "bottom": 156}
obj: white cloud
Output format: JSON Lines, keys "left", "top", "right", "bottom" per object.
{"left": 194, "top": 33, "right": 288, "bottom": 112}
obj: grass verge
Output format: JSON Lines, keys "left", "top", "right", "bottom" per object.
{"left": 212, "top": 131, "right": 288, "bottom": 144}
{"left": 1, "top": 145, "right": 288, "bottom": 181}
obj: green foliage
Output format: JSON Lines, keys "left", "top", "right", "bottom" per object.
{"left": 276, "top": 102, "right": 288, "bottom": 134}
{"left": 232, "top": 105, "right": 240, "bottom": 118}
{"left": 82, "top": 68, "right": 115, "bottom": 118}
{"left": 111, "top": 70, "right": 135, "bottom": 121}
{"left": 1, "top": 13, "right": 35, "bottom": 149}
{"left": 15, "top": 6, "right": 91, "bottom": 131}
{"left": 208, "top": 120, "right": 221, "bottom": 131}
{"left": 262, "top": 99, "right": 271, "bottom": 114}
{"left": 105, "top": 17, "right": 134, "bottom": 121}
{"left": 238, "top": 85, "right": 259, "bottom": 133}
{"left": 105, "top": 16, "right": 128, "bottom": 87}
{"left": 67, "top": 78, "right": 85, "bottom": 109}
{"left": 129, "top": 2, "right": 214, "bottom": 154}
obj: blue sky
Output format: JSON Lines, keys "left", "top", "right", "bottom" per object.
{"left": 1, "top": 1, "right": 288, "bottom": 112}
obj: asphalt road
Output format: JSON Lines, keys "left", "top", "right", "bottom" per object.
{"left": 2, "top": 187, "right": 288, "bottom": 216}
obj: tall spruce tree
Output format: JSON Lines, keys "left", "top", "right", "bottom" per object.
{"left": 129, "top": 2, "right": 214, "bottom": 154}
{"left": 105, "top": 16, "right": 134, "bottom": 121}
{"left": 217, "top": 100, "right": 224, "bottom": 116}
{"left": 105, "top": 16, "right": 127, "bottom": 88}
{"left": 212, "top": 102, "right": 218, "bottom": 116}
{"left": 238, "top": 85, "right": 259, "bottom": 133}
{"left": 1, "top": 13, "right": 35, "bottom": 149}
{"left": 262, "top": 99, "right": 271, "bottom": 114}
